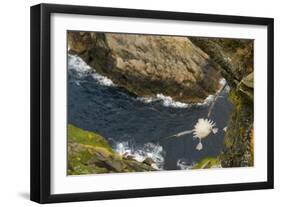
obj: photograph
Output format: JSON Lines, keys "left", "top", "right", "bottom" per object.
{"left": 67, "top": 31, "right": 254, "bottom": 175}
{"left": 29, "top": 2, "right": 274, "bottom": 203}
{"left": 0, "top": 0, "right": 277, "bottom": 206}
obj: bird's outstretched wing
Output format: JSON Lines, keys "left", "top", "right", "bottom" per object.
{"left": 166, "top": 130, "right": 193, "bottom": 139}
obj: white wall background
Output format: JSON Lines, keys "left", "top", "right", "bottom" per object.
{"left": 0, "top": 0, "right": 279, "bottom": 206}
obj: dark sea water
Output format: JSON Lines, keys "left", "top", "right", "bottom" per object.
{"left": 67, "top": 54, "right": 233, "bottom": 170}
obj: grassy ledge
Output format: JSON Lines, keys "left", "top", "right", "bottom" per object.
{"left": 67, "top": 124, "right": 155, "bottom": 175}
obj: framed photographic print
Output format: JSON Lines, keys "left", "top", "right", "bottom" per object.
{"left": 30, "top": 3, "right": 274, "bottom": 203}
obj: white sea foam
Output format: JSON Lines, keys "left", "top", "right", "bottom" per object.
{"left": 68, "top": 54, "right": 92, "bottom": 74}
{"left": 197, "top": 94, "right": 215, "bottom": 106}
{"left": 68, "top": 54, "right": 115, "bottom": 87}
{"left": 114, "top": 141, "right": 165, "bottom": 170}
{"left": 136, "top": 93, "right": 217, "bottom": 108}
{"left": 135, "top": 96, "right": 156, "bottom": 104}
{"left": 176, "top": 159, "right": 195, "bottom": 170}
{"left": 156, "top": 94, "right": 190, "bottom": 108}
{"left": 219, "top": 78, "right": 227, "bottom": 86}
{"left": 136, "top": 94, "right": 190, "bottom": 108}
{"left": 69, "top": 54, "right": 229, "bottom": 104}
{"left": 91, "top": 73, "right": 115, "bottom": 87}
{"left": 135, "top": 78, "right": 230, "bottom": 108}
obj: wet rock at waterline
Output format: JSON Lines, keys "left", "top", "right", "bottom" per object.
{"left": 68, "top": 32, "right": 221, "bottom": 103}
{"left": 67, "top": 124, "right": 155, "bottom": 175}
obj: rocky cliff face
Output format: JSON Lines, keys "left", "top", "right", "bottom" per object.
{"left": 68, "top": 32, "right": 221, "bottom": 103}
{"left": 189, "top": 37, "right": 254, "bottom": 167}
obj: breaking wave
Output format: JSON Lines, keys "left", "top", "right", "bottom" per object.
{"left": 176, "top": 159, "right": 195, "bottom": 170}
{"left": 68, "top": 54, "right": 115, "bottom": 87}
{"left": 91, "top": 73, "right": 115, "bottom": 87}
{"left": 114, "top": 141, "right": 165, "bottom": 170}
{"left": 68, "top": 54, "right": 92, "bottom": 74}
{"left": 68, "top": 53, "right": 228, "bottom": 108}
{"left": 136, "top": 93, "right": 216, "bottom": 108}
{"left": 136, "top": 94, "right": 189, "bottom": 108}
{"left": 135, "top": 78, "right": 230, "bottom": 108}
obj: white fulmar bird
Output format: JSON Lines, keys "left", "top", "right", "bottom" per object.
{"left": 192, "top": 118, "right": 218, "bottom": 150}
{"left": 169, "top": 118, "right": 218, "bottom": 151}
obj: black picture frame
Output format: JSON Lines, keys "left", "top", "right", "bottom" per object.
{"left": 30, "top": 3, "right": 274, "bottom": 204}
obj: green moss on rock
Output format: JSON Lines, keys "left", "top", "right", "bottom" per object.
{"left": 189, "top": 37, "right": 254, "bottom": 168}
{"left": 193, "top": 157, "right": 221, "bottom": 169}
{"left": 68, "top": 124, "right": 113, "bottom": 153}
{"left": 220, "top": 88, "right": 254, "bottom": 167}
{"left": 67, "top": 124, "right": 155, "bottom": 175}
